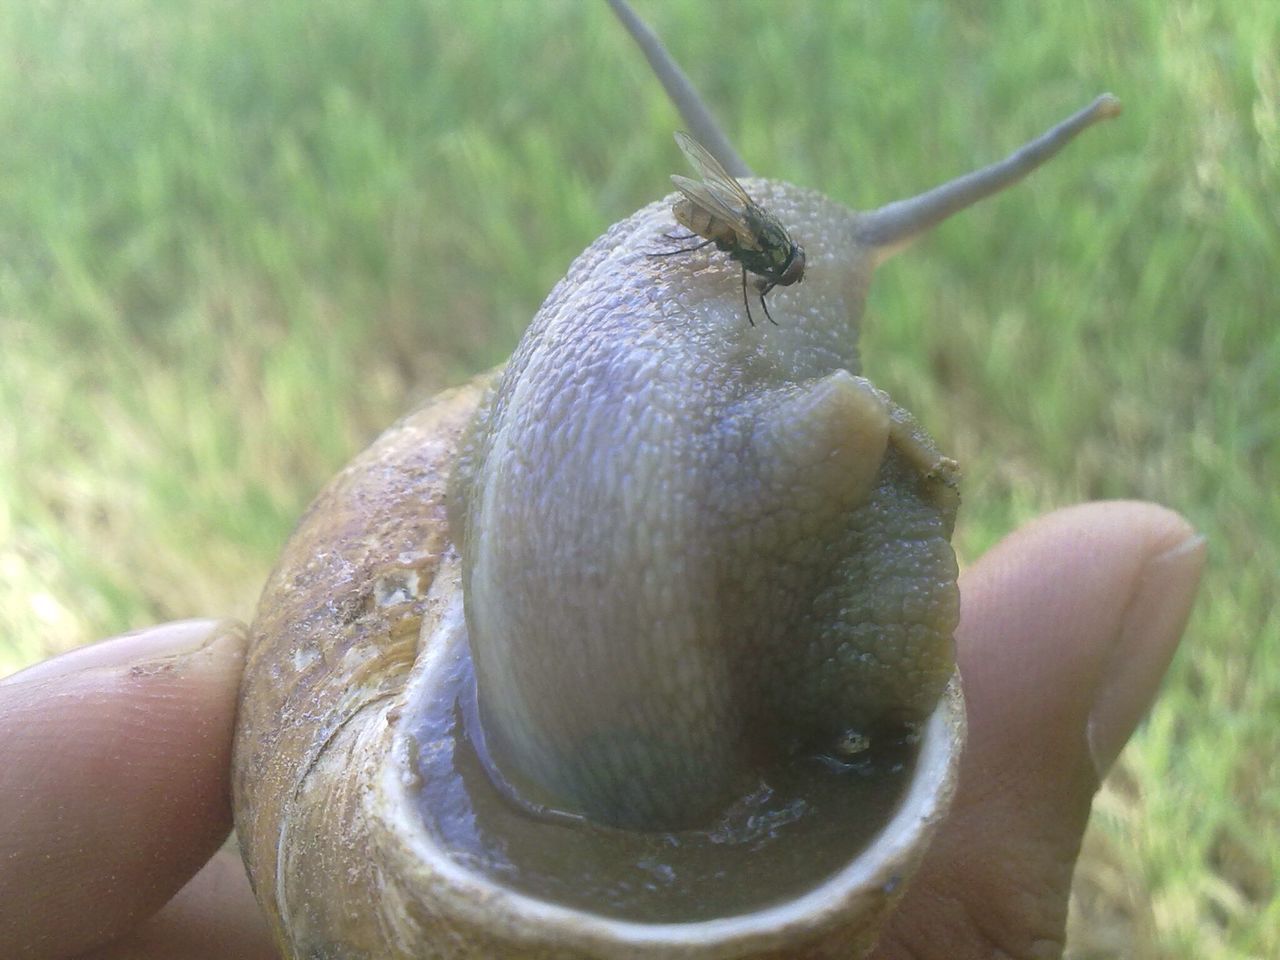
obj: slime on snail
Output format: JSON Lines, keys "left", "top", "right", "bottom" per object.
{"left": 407, "top": 639, "right": 918, "bottom": 923}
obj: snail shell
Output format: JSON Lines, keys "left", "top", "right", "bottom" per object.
{"left": 231, "top": 86, "right": 1119, "bottom": 960}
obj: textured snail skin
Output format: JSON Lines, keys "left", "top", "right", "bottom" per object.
{"left": 451, "top": 181, "right": 960, "bottom": 829}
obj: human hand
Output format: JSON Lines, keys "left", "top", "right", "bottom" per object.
{"left": 0, "top": 501, "right": 1204, "bottom": 960}
{"left": 0, "top": 619, "right": 275, "bottom": 960}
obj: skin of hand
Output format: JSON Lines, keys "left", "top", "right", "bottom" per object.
{"left": 0, "top": 500, "right": 1205, "bottom": 960}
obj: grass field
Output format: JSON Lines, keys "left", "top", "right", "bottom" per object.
{"left": 1, "top": 1, "right": 1275, "bottom": 955}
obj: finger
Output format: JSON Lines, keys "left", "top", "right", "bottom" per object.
{"left": 959, "top": 501, "right": 1205, "bottom": 796}
{"left": 0, "top": 620, "right": 248, "bottom": 960}
{"left": 876, "top": 501, "right": 1205, "bottom": 960}
{"left": 76, "top": 849, "right": 278, "bottom": 960}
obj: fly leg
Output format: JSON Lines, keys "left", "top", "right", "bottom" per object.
{"left": 756, "top": 279, "right": 779, "bottom": 326}
{"left": 648, "top": 237, "right": 714, "bottom": 257}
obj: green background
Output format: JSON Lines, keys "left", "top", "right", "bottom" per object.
{"left": 0, "top": 1, "right": 1275, "bottom": 955}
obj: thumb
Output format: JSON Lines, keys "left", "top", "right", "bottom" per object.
{"left": 0, "top": 619, "right": 247, "bottom": 960}
{"left": 875, "top": 501, "right": 1206, "bottom": 960}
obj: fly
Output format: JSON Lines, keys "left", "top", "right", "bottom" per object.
{"left": 650, "top": 131, "right": 805, "bottom": 326}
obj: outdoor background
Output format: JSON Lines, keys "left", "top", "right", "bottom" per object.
{"left": 0, "top": 1, "right": 1275, "bottom": 956}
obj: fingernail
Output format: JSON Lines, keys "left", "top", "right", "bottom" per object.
{"left": 1086, "top": 532, "right": 1207, "bottom": 780}
{"left": 0, "top": 619, "right": 243, "bottom": 687}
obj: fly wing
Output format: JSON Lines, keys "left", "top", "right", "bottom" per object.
{"left": 668, "top": 173, "right": 744, "bottom": 221}
{"left": 674, "top": 131, "right": 754, "bottom": 208}
{"left": 671, "top": 132, "right": 760, "bottom": 249}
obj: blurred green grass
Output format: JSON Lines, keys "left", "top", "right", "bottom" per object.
{"left": 0, "top": 0, "right": 1275, "bottom": 955}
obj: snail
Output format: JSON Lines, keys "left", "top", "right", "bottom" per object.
{"left": 230, "top": 3, "right": 1122, "bottom": 957}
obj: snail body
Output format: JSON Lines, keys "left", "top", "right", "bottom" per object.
{"left": 231, "top": 4, "right": 1122, "bottom": 956}
{"left": 452, "top": 184, "right": 960, "bottom": 830}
